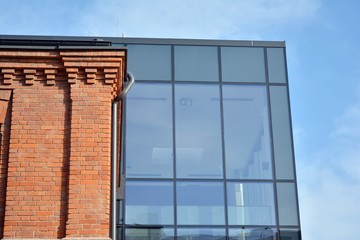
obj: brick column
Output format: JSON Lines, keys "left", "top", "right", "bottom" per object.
{"left": 0, "top": 48, "right": 125, "bottom": 239}
{"left": 65, "top": 81, "right": 112, "bottom": 238}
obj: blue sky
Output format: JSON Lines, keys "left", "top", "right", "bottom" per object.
{"left": 1, "top": 0, "right": 360, "bottom": 239}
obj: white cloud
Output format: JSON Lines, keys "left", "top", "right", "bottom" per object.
{"left": 297, "top": 90, "right": 360, "bottom": 240}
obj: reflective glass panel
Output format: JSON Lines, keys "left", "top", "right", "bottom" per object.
{"left": 229, "top": 228, "right": 278, "bottom": 240}
{"left": 125, "top": 227, "right": 174, "bottom": 240}
{"left": 267, "top": 48, "right": 287, "bottom": 84}
{"left": 269, "top": 86, "right": 294, "bottom": 180}
{"left": 279, "top": 229, "right": 301, "bottom": 240}
{"left": 223, "top": 86, "right": 272, "bottom": 180}
{"left": 177, "top": 181, "right": 225, "bottom": 225}
{"left": 227, "top": 182, "right": 276, "bottom": 225}
{"left": 175, "top": 46, "right": 219, "bottom": 81}
{"left": 221, "top": 47, "right": 266, "bottom": 82}
{"left": 125, "top": 83, "right": 173, "bottom": 178}
{"left": 277, "top": 183, "right": 299, "bottom": 226}
{"left": 125, "top": 181, "right": 173, "bottom": 225}
{"left": 127, "top": 44, "right": 171, "bottom": 80}
{"left": 175, "top": 84, "right": 223, "bottom": 178}
{"left": 177, "top": 228, "right": 226, "bottom": 240}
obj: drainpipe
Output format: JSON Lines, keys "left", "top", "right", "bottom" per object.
{"left": 112, "top": 72, "right": 134, "bottom": 239}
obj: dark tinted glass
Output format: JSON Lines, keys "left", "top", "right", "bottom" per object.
{"left": 175, "top": 84, "right": 223, "bottom": 179}
{"left": 269, "top": 86, "right": 294, "bottom": 180}
{"left": 125, "top": 83, "right": 173, "bottom": 178}
{"left": 125, "top": 181, "right": 174, "bottom": 225}
{"left": 127, "top": 44, "right": 171, "bottom": 80}
{"left": 267, "top": 48, "right": 287, "bottom": 84}
{"left": 177, "top": 228, "right": 226, "bottom": 240}
{"left": 279, "top": 229, "right": 301, "bottom": 240}
{"left": 228, "top": 228, "right": 278, "bottom": 240}
{"left": 175, "top": 46, "right": 219, "bottom": 81}
{"left": 227, "top": 182, "right": 276, "bottom": 225}
{"left": 177, "top": 181, "right": 225, "bottom": 225}
{"left": 277, "top": 183, "right": 299, "bottom": 226}
{"left": 223, "top": 85, "right": 272, "bottom": 180}
{"left": 125, "top": 228, "right": 174, "bottom": 240}
{"left": 221, "top": 47, "right": 266, "bottom": 82}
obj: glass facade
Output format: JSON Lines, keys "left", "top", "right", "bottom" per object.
{"left": 116, "top": 39, "right": 300, "bottom": 240}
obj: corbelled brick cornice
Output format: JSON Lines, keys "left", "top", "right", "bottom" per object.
{"left": 0, "top": 49, "right": 125, "bottom": 97}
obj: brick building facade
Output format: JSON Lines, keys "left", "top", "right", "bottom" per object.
{"left": 0, "top": 47, "right": 126, "bottom": 239}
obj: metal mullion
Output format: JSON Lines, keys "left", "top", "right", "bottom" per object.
{"left": 218, "top": 45, "right": 229, "bottom": 240}
{"left": 276, "top": 179, "right": 297, "bottom": 183}
{"left": 120, "top": 96, "right": 128, "bottom": 240}
{"left": 171, "top": 44, "right": 178, "bottom": 240}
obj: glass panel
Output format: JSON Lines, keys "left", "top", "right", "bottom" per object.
{"left": 227, "top": 182, "right": 276, "bottom": 225}
{"left": 175, "top": 46, "right": 219, "bottom": 81}
{"left": 125, "top": 83, "right": 173, "bottom": 178}
{"left": 229, "top": 228, "right": 278, "bottom": 240}
{"left": 223, "top": 86, "right": 272, "bottom": 180}
{"left": 279, "top": 229, "right": 301, "bottom": 240}
{"left": 221, "top": 47, "right": 266, "bottom": 83}
{"left": 277, "top": 183, "right": 299, "bottom": 226}
{"left": 125, "top": 181, "right": 174, "bottom": 225}
{"left": 177, "top": 181, "right": 225, "bottom": 225}
{"left": 269, "top": 86, "right": 294, "bottom": 180}
{"left": 125, "top": 227, "right": 174, "bottom": 240}
{"left": 267, "top": 48, "right": 287, "bottom": 84}
{"left": 127, "top": 44, "right": 171, "bottom": 80}
{"left": 177, "top": 228, "right": 226, "bottom": 240}
{"left": 175, "top": 84, "right": 223, "bottom": 178}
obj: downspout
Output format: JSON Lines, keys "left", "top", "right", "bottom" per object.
{"left": 112, "top": 72, "right": 134, "bottom": 239}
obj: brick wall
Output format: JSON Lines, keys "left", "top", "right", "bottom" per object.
{"left": 0, "top": 48, "right": 125, "bottom": 239}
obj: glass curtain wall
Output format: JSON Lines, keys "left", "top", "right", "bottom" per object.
{"left": 118, "top": 42, "right": 300, "bottom": 240}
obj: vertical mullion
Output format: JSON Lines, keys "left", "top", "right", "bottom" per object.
{"left": 218, "top": 45, "right": 229, "bottom": 239}
{"left": 120, "top": 96, "right": 127, "bottom": 240}
{"left": 171, "top": 45, "right": 178, "bottom": 240}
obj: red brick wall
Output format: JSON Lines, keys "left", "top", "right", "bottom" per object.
{"left": 0, "top": 89, "right": 12, "bottom": 238}
{"left": 0, "top": 48, "right": 125, "bottom": 239}
{"left": 4, "top": 80, "right": 71, "bottom": 238}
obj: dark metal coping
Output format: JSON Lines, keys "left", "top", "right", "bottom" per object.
{"left": 0, "top": 34, "right": 286, "bottom": 48}
{"left": 0, "top": 45, "right": 127, "bottom": 50}
{"left": 0, "top": 36, "right": 124, "bottom": 50}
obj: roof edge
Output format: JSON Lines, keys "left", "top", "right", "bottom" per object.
{"left": 0, "top": 34, "right": 286, "bottom": 47}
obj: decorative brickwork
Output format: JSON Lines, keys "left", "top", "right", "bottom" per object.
{"left": 0, "top": 48, "right": 125, "bottom": 239}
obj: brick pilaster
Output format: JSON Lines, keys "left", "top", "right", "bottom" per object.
{"left": 65, "top": 81, "right": 112, "bottom": 238}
